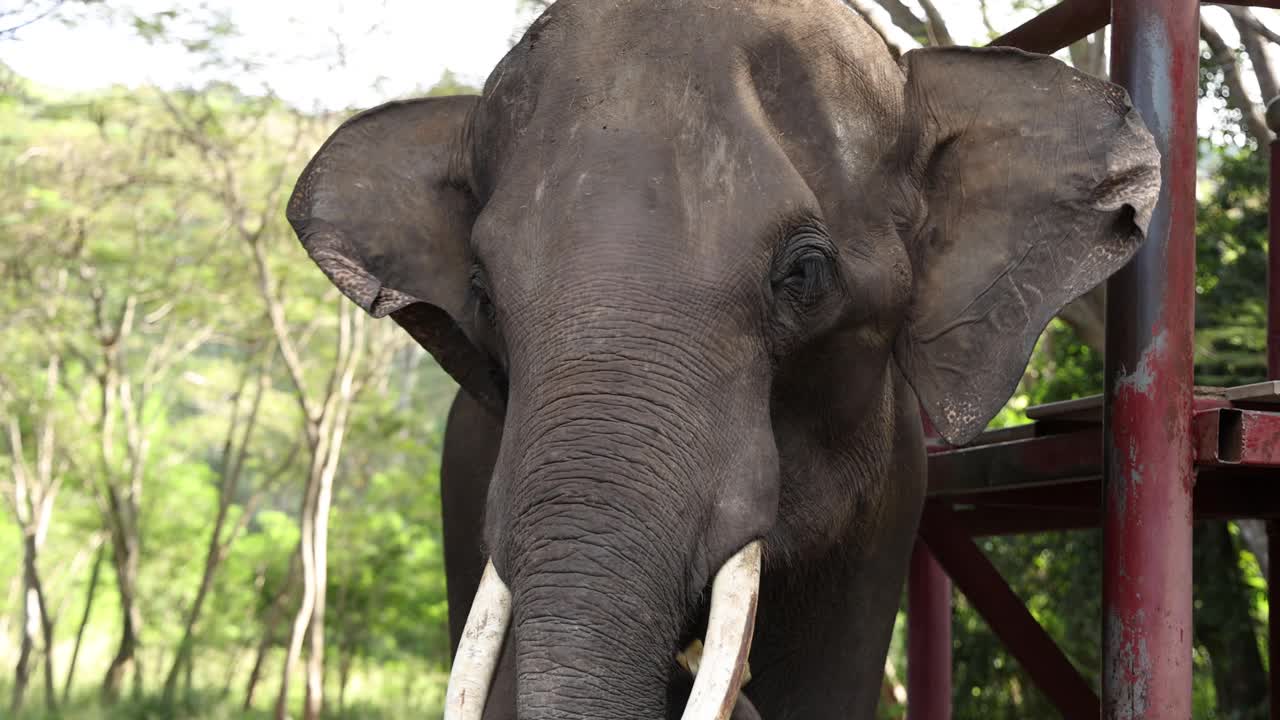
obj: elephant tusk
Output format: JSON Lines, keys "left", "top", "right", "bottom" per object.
{"left": 680, "top": 540, "right": 763, "bottom": 720}
{"left": 444, "top": 560, "right": 512, "bottom": 720}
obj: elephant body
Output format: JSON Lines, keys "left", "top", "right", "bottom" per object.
{"left": 286, "top": 1, "right": 1160, "bottom": 717}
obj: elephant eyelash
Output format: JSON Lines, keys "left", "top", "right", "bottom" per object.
{"left": 771, "top": 224, "right": 840, "bottom": 307}
{"left": 778, "top": 249, "right": 837, "bottom": 302}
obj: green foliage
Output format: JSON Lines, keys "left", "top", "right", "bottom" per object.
{"left": 1, "top": 66, "right": 461, "bottom": 718}
{"left": 1195, "top": 143, "right": 1270, "bottom": 386}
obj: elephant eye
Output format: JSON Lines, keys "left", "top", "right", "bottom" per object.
{"left": 469, "top": 264, "right": 497, "bottom": 324}
{"left": 773, "top": 239, "right": 838, "bottom": 306}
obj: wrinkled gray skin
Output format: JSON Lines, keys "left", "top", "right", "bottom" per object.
{"left": 286, "top": 1, "right": 1160, "bottom": 717}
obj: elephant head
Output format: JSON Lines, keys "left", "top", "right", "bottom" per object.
{"left": 287, "top": 1, "right": 1159, "bottom": 717}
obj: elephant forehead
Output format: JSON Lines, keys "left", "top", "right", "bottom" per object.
{"left": 471, "top": 132, "right": 810, "bottom": 305}
{"left": 467, "top": 0, "right": 902, "bottom": 194}
{"left": 464, "top": 0, "right": 906, "bottom": 295}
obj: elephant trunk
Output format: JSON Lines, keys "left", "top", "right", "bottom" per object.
{"left": 489, "top": 346, "right": 769, "bottom": 720}
{"left": 504, "top": 392, "right": 704, "bottom": 720}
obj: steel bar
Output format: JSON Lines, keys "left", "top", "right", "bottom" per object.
{"left": 910, "top": 410, "right": 952, "bottom": 718}
{"left": 907, "top": 541, "right": 951, "bottom": 720}
{"left": 938, "top": 480, "right": 1101, "bottom": 510}
{"left": 990, "top": 2, "right": 1280, "bottom": 58}
{"left": 1102, "top": 0, "right": 1199, "bottom": 717}
{"left": 919, "top": 504, "right": 1101, "bottom": 719}
{"left": 928, "top": 429, "right": 1102, "bottom": 496}
{"left": 988, "top": 0, "right": 1110, "bottom": 55}
{"left": 942, "top": 474, "right": 1280, "bottom": 532}
{"left": 957, "top": 506, "right": 1101, "bottom": 536}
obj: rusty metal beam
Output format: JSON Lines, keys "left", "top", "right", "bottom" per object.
{"left": 956, "top": 506, "right": 1101, "bottom": 536}
{"left": 919, "top": 503, "right": 1101, "bottom": 719}
{"left": 940, "top": 480, "right": 1100, "bottom": 511}
{"left": 1194, "top": 408, "right": 1280, "bottom": 467}
{"left": 989, "top": 0, "right": 1110, "bottom": 54}
{"left": 907, "top": 541, "right": 952, "bottom": 720}
{"left": 928, "top": 429, "right": 1102, "bottom": 496}
{"left": 951, "top": 480, "right": 1280, "bottom": 535}
{"left": 989, "top": 2, "right": 1280, "bottom": 57}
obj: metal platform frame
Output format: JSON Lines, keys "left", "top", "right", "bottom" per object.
{"left": 906, "top": 2, "right": 1280, "bottom": 719}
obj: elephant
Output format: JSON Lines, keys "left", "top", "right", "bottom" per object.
{"left": 285, "top": 1, "right": 1160, "bottom": 717}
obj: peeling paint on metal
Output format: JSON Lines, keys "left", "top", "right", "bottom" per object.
{"left": 1115, "top": 330, "right": 1167, "bottom": 395}
{"left": 1106, "top": 611, "right": 1153, "bottom": 720}
{"left": 1134, "top": 25, "right": 1172, "bottom": 142}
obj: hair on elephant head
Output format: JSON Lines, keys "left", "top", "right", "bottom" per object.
{"left": 286, "top": 1, "right": 1159, "bottom": 718}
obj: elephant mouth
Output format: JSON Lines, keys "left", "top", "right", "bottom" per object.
{"left": 441, "top": 541, "right": 763, "bottom": 720}
{"left": 676, "top": 638, "right": 753, "bottom": 689}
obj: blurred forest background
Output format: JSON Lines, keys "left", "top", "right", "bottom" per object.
{"left": 0, "top": 0, "right": 1277, "bottom": 718}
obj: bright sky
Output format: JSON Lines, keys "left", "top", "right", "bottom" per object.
{"left": 0, "top": 0, "right": 1266, "bottom": 114}
{"left": 2, "top": 0, "right": 528, "bottom": 110}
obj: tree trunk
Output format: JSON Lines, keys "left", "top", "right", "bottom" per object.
{"left": 222, "top": 643, "right": 247, "bottom": 699}
{"left": 1193, "top": 521, "right": 1268, "bottom": 719}
{"left": 63, "top": 540, "right": 104, "bottom": 702}
{"left": 11, "top": 600, "right": 35, "bottom": 714}
{"left": 163, "top": 362, "right": 267, "bottom": 704}
{"left": 1201, "top": 17, "right": 1270, "bottom": 145}
{"left": 1227, "top": 7, "right": 1279, "bottom": 107}
{"left": 869, "top": 0, "right": 932, "bottom": 45}
{"left": 242, "top": 633, "right": 272, "bottom": 712}
{"left": 304, "top": 399, "right": 351, "bottom": 720}
{"left": 96, "top": 318, "right": 147, "bottom": 703}
{"left": 1068, "top": 28, "right": 1108, "bottom": 79}
{"left": 6, "top": 357, "right": 62, "bottom": 715}
{"left": 275, "top": 481, "right": 321, "bottom": 720}
{"left": 913, "top": 0, "right": 952, "bottom": 46}
{"left": 10, "top": 559, "right": 37, "bottom": 714}
{"left": 163, "top": 553, "right": 221, "bottom": 704}
{"left": 1237, "top": 519, "right": 1270, "bottom": 578}
{"left": 182, "top": 651, "right": 194, "bottom": 701}
{"left": 102, "top": 523, "right": 143, "bottom": 701}
{"left": 1057, "top": 285, "right": 1107, "bottom": 353}
{"left": 10, "top": 533, "right": 55, "bottom": 714}
{"left": 274, "top": 305, "right": 364, "bottom": 720}
{"left": 337, "top": 650, "right": 354, "bottom": 714}
{"left": 34, "top": 536, "right": 57, "bottom": 712}
{"left": 244, "top": 560, "right": 296, "bottom": 711}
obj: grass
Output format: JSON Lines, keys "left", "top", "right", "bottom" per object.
{"left": 0, "top": 660, "right": 447, "bottom": 719}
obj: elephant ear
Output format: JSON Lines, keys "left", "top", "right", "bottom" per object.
{"left": 287, "top": 95, "right": 506, "bottom": 415}
{"left": 893, "top": 47, "right": 1160, "bottom": 445}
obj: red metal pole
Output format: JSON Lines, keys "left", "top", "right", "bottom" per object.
{"left": 1267, "top": 97, "right": 1280, "bottom": 720}
{"left": 1212, "top": 1, "right": 1280, "bottom": 8}
{"left": 907, "top": 538, "right": 951, "bottom": 720}
{"left": 920, "top": 505, "right": 1101, "bottom": 719}
{"left": 1268, "top": 101, "right": 1280, "bottom": 378}
{"left": 1103, "top": 0, "right": 1199, "bottom": 718}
